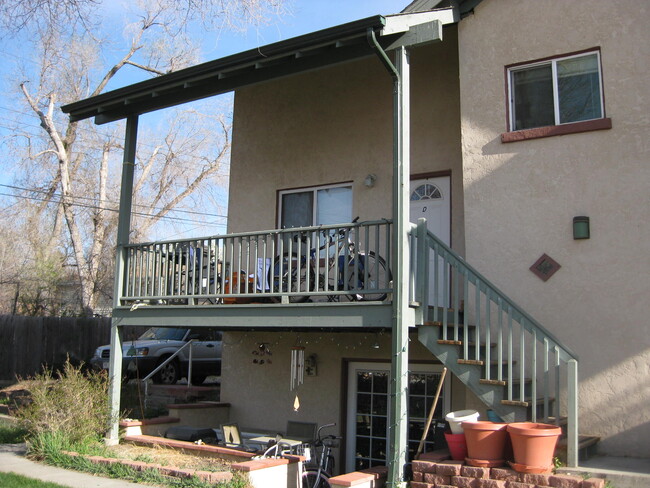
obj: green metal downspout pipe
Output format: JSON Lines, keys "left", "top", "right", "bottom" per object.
{"left": 368, "top": 29, "right": 410, "bottom": 488}
{"left": 107, "top": 114, "right": 139, "bottom": 445}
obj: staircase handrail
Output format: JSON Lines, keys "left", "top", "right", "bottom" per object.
{"left": 411, "top": 221, "right": 578, "bottom": 362}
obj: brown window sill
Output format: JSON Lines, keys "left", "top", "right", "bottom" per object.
{"left": 501, "top": 118, "right": 612, "bottom": 143}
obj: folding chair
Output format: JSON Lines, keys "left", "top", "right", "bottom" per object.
{"left": 220, "top": 423, "right": 244, "bottom": 448}
{"left": 286, "top": 421, "right": 317, "bottom": 443}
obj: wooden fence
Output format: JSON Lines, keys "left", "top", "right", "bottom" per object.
{"left": 0, "top": 315, "right": 146, "bottom": 381}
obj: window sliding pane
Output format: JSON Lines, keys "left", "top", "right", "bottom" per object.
{"left": 557, "top": 54, "right": 602, "bottom": 124}
{"left": 512, "top": 64, "right": 555, "bottom": 130}
{"left": 281, "top": 191, "right": 313, "bottom": 228}
{"left": 316, "top": 186, "right": 352, "bottom": 225}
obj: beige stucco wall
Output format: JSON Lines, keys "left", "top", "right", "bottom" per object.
{"left": 228, "top": 25, "right": 465, "bottom": 253}
{"left": 219, "top": 330, "right": 477, "bottom": 473}
{"left": 458, "top": 0, "right": 650, "bottom": 457}
{"left": 221, "top": 25, "right": 482, "bottom": 468}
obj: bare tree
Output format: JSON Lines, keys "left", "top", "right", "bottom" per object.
{"left": 1, "top": 0, "right": 287, "bottom": 315}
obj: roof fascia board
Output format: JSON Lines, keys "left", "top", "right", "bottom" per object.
{"left": 381, "top": 8, "right": 458, "bottom": 36}
{"left": 381, "top": 20, "right": 443, "bottom": 51}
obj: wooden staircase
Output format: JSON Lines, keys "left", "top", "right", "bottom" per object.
{"left": 408, "top": 219, "right": 581, "bottom": 465}
{"left": 416, "top": 316, "right": 600, "bottom": 462}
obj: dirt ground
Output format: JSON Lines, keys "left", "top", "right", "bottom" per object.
{"left": 105, "top": 442, "right": 234, "bottom": 472}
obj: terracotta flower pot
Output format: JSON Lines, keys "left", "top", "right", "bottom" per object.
{"left": 461, "top": 421, "right": 508, "bottom": 467}
{"left": 507, "top": 422, "right": 562, "bottom": 473}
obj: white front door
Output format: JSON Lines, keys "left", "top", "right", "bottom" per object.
{"left": 345, "top": 362, "right": 449, "bottom": 472}
{"left": 410, "top": 176, "right": 451, "bottom": 307}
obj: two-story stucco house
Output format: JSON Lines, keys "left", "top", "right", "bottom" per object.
{"left": 62, "top": 0, "right": 649, "bottom": 485}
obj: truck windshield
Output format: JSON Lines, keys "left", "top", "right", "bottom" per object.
{"left": 138, "top": 327, "right": 188, "bottom": 341}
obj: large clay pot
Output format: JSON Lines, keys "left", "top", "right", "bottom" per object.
{"left": 507, "top": 422, "right": 562, "bottom": 473}
{"left": 462, "top": 421, "right": 508, "bottom": 467}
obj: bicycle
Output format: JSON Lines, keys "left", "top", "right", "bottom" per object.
{"left": 302, "top": 423, "right": 340, "bottom": 488}
{"left": 270, "top": 218, "right": 391, "bottom": 303}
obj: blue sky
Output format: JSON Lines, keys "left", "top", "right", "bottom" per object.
{"left": 0, "top": 1, "right": 409, "bottom": 238}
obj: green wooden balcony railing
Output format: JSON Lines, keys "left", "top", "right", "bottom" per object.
{"left": 119, "top": 219, "right": 392, "bottom": 306}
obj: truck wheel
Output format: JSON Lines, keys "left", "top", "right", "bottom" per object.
{"left": 155, "top": 357, "right": 180, "bottom": 384}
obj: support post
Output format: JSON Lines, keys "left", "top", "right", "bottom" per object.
{"left": 567, "top": 359, "right": 579, "bottom": 467}
{"left": 388, "top": 45, "right": 411, "bottom": 488}
{"left": 107, "top": 114, "right": 139, "bottom": 445}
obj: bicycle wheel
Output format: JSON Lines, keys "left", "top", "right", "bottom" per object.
{"left": 302, "top": 469, "right": 331, "bottom": 488}
{"left": 349, "top": 252, "right": 390, "bottom": 301}
{"left": 271, "top": 253, "right": 312, "bottom": 303}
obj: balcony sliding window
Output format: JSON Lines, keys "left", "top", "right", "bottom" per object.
{"left": 508, "top": 51, "right": 605, "bottom": 131}
{"left": 279, "top": 184, "right": 353, "bottom": 229}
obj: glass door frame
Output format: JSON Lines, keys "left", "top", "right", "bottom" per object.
{"left": 344, "top": 361, "right": 450, "bottom": 473}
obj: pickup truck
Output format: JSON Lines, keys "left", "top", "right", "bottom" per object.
{"left": 90, "top": 327, "right": 222, "bottom": 384}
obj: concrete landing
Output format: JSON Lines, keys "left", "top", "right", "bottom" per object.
{"left": 558, "top": 455, "right": 650, "bottom": 488}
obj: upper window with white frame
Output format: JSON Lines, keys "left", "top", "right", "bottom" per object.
{"left": 507, "top": 50, "right": 605, "bottom": 132}
{"left": 278, "top": 183, "right": 352, "bottom": 229}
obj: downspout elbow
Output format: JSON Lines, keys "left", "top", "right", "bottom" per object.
{"left": 366, "top": 28, "right": 399, "bottom": 83}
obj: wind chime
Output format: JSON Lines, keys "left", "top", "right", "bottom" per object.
{"left": 290, "top": 346, "right": 305, "bottom": 411}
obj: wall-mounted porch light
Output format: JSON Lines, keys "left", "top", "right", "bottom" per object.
{"left": 573, "top": 216, "right": 590, "bottom": 240}
{"left": 364, "top": 174, "right": 377, "bottom": 188}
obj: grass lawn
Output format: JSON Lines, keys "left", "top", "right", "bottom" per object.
{"left": 0, "top": 471, "right": 70, "bottom": 488}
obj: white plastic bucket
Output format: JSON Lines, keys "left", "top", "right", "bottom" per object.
{"left": 445, "top": 409, "right": 480, "bottom": 434}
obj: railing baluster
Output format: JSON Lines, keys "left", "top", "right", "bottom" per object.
{"left": 555, "top": 347, "right": 561, "bottom": 422}
{"left": 463, "top": 271, "right": 469, "bottom": 359}
{"left": 531, "top": 329, "right": 537, "bottom": 422}
{"left": 374, "top": 223, "right": 381, "bottom": 292}
{"left": 543, "top": 339, "right": 550, "bottom": 422}
{"left": 474, "top": 282, "right": 481, "bottom": 362}
{"left": 351, "top": 226, "right": 361, "bottom": 290}
{"left": 519, "top": 321, "right": 526, "bottom": 403}
{"left": 507, "top": 307, "right": 513, "bottom": 402}
{"left": 497, "top": 298, "right": 503, "bottom": 383}
{"left": 485, "top": 290, "right": 491, "bottom": 381}
{"left": 362, "top": 224, "right": 369, "bottom": 292}
{"left": 433, "top": 244, "right": 439, "bottom": 325}
{"left": 453, "top": 264, "right": 459, "bottom": 343}
{"left": 316, "top": 229, "right": 323, "bottom": 293}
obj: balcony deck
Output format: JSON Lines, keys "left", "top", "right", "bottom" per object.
{"left": 115, "top": 220, "right": 395, "bottom": 329}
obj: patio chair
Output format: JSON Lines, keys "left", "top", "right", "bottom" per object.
{"left": 220, "top": 423, "right": 244, "bottom": 448}
{"left": 286, "top": 421, "right": 317, "bottom": 443}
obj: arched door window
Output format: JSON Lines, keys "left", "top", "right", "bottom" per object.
{"left": 410, "top": 183, "right": 442, "bottom": 201}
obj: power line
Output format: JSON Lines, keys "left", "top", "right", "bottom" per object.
{"left": 0, "top": 191, "right": 227, "bottom": 227}
{"left": 0, "top": 183, "right": 228, "bottom": 220}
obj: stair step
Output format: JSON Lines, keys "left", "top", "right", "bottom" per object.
{"left": 438, "top": 340, "right": 497, "bottom": 348}
{"left": 479, "top": 377, "right": 533, "bottom": 387}
{"left": 458, "top": 359, "right": 484, "bottom": 366}
{"left": 555, "top": 435, "right": 601, "bottom": 462}
{"left": 424, "top": 321, "right": 464, "bottom": 327}
{"left": 480, "top": 379, "right": 507, "bottom": 386}
{"left": 557, "top": 434, "right": 600, "bottom": 450}
{"left": 457, "top": 359, "right": 514, "bottom": 367}
{"left": 501, "top": 399, "right": 530, "bottom": 407}
{"left": 501, "top": 396, "right": 555, "bottom": 409}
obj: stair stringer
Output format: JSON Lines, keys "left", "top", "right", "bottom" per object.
{"left": 418, "top": 325, "right": 528, "bottom": 422}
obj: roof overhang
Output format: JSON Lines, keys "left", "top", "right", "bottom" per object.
{"left": 61, "top": 8, "right": 458, "bottom": 125}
